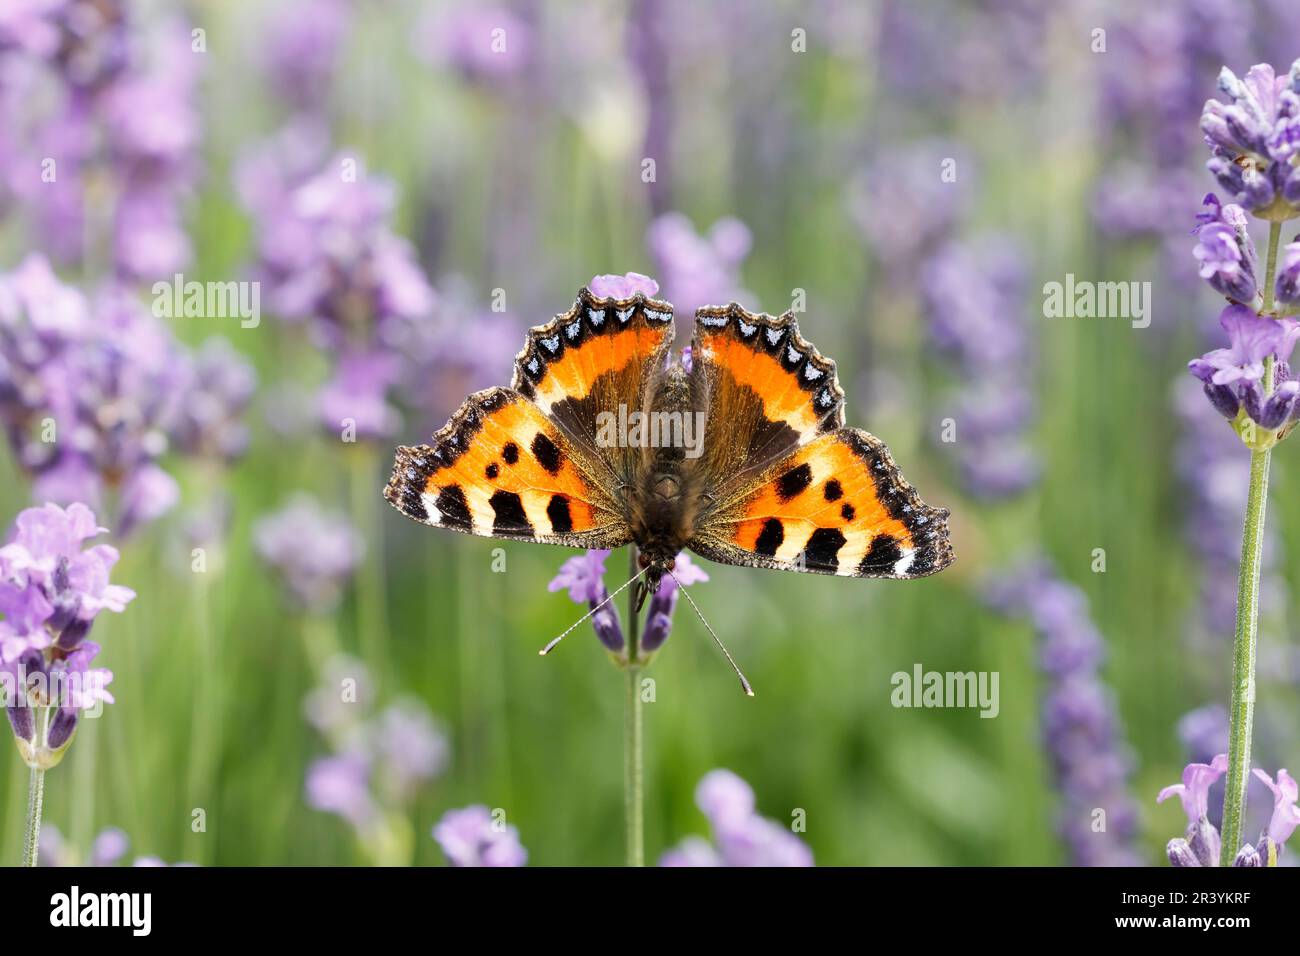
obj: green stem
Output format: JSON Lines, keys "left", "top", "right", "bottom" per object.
{"left": 22, "top": 708, "right": 48, "bottom": 868}
{"left": 1220, "top": 221, "right": 1283, "bottom": 866}
{"left": 624, "top": 546, "right": 644, "bottom": 867}
{"left": 349, "top": 445, "right": 389, "bottom": 674}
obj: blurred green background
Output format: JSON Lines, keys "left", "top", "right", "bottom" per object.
{"left": 1, "top": 0, "right": 1297, "bottom": 866}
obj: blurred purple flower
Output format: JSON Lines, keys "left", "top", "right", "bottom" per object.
{"left": 317, "top": 351, "right": 404, "bottom": 441}
{"left": 640, "top": 553, "right": 707, "bottom": 653}
{"left": 660, "top": 769, "right": 812, "bottom": 867}
{"left": 261, "top": 0, "right": 352, "bottom": 113}
{"left": 305, "top": 752, "right": 375, "bottom": 828}
{"left": 851, "top": 140, "right": 970, "bottom": 273}
{"left": 169, "top": 338, "right": 257, "bottom": 464}
{"left": 647, "top": 214, "right": 750, "bottom": 317}
{"left": 986, "top": 562, "right": 1143, "bottom": 866}
{"left": 374, "top": 699, "right": 451, "bottom": 800}
{"left": 922, "top": 236, "right": 1039, "bottom": 499}
{"left": 254, "top": 496, "right": 363, "bottom": 613}
{"left": 433, "top": 805, "right": 527, "bottom": 867}
{"left": 418, "top": 5, "right": 531, "bottom": 84}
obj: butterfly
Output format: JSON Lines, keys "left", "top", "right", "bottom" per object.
{"left": 384, "top": 283, "right": 954, "bottom": 603}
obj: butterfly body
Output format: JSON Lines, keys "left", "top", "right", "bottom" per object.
{"left": 385, "top": 285, "right": 954, "bottom": 590}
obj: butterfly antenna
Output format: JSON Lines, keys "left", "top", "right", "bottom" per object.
{"left": 668, "top": 569, "right": 755, "bottom": 697}
{"left": 539, "top": 565, "right": 648, "bottom": 656}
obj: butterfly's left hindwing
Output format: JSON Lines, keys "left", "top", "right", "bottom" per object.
{"left": 385, "top": 386, "right": 632, "bottom": 548}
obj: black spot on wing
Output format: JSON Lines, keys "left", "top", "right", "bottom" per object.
{"left": 546, "top": 495, "right": 573, "bottom": 533}
{"left": 489, "top": 490, "right": 532, "bottom": 534}
{"left": 823, "top": 479, "right": 842, "bottom": 502}
{"left": 502, "top": 442, "right": 520, "bottom": 465}
{"left": 777, "top": 463, "right": 813, "bottom": 501}
{"left": 803, "top": 527, "right": 846, "bottom": 568}
{"left": 531, "top": 433, "right": 562, "bottom": 474}
{"left": 436, "top": 485, "right": 472, "bottom": 530}
{"left": 841, "top": 503, "right": 855, "bottom": 521}
{"left": 755, "top": 518, "right": 784, "bottom": 557}
{"left": 859, "top": 534, "right": 903, "bottom": 574}
{"left": 485, "top": 463, "right": 499, "bottom": 479}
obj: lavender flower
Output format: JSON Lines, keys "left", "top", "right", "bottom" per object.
{"left": 1193, "top": 194, "right": 1259, "bottom": 304}
{"left": 587, "top": 273, "right": 659, "bottom": 300}
{"left": 244, "top": 151, "right": 436, "bottom": 441}
{"left": 1160, "top": 756, "right": 1300, "bottom": 865}
{"left": 0, "top": 502, "right": 127, "bottom": 769}
{"left": 254, "top": 496, "right": 363, "bottom": 613}
{"left": 169, "top": 338, "right": 257, "bottom": 464}
{"left": 1202, "top": 60, "right": 1300, "bottom": 220}
{"left": 1252, "top": 768, "right": 1300, "bottom": 853}
{"left": 433, "top": 805, "right": 527, "bottom": 867}
{"left": 260, "top": 0, "right": 352, "bottom": 114}
{"left": 0, "top": 261, "right": 189, "bottom": 533}
{"left": 660, "top": 770, "right": 812, "bottom": 867}
{"left": 1189, "top": 304, "right": 1300, "bottom": 426}
{"left": 986, "top": 562, "right": 1143, "bottom": 866}
{"left": 305, "top": 751, "right": 375, "bottom": 828}
{"left": 417, "top": 5, "right": 531, "bottom": 84}
{"left": 640, "top": 554, "right": 708, "bottom": 653}
{"left": 549, "top": 549, "right": 624, "bottom": 653}
{"left": 303, "top": 655, "right": 449, "bottom": 860}
{"left": 1276, "top": 240, "right": 1300, "bottom": 306}
{"left": 647, "top": 214, "right": 751, "bottom": 317}
{"left": 548, "top": 548, "right": 707, "bottom": 657}
{"left": 922, "top": 236, "right": 1039, "bottom": 499}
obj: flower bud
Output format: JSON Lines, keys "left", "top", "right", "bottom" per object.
{"left": 1167, "top": 838, "right": 1200, "bottom": 867}
{"left": 1233, "top": 843, "right": 1262, "bottom": 867}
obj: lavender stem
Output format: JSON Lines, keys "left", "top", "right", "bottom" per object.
{"left": 22, "top": 708, "right": 48, "bottom": 868}
{"left": 624, "top": 546, "right": 644, "bottom": 867}
{"left": 1220, "top": 220, "right": 1283, "bottom": 865}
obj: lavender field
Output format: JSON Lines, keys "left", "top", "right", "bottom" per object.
{"left": 0, "top": 0, "right": 1298, "bottom": 871}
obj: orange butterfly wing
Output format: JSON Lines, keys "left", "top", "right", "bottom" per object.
{"left": 384, "top": 287, "right": 675, "bottom": 548}
{"left": 686, "top": 304, "right": 952, "bottom": 578}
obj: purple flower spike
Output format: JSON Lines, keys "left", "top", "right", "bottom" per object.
{"left": 588, "top": 273, "right": 660, "bottom": 300}
{"left": 1251, "top": 768, "right": 1300, "bottom": 850}
{"left": 254, "top": 496, "right": 364, "bottom": 613}
{"left": 1276, "top": 241, "right": 1300, "bottom": 305}
{"left": 1201, "top": 60, "right": 1300, "bottom": 217}
{"left": 433, "top": 805, "right": 527, "bottom": 867}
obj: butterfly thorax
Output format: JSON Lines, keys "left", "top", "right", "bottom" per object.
{"left": 627, "top": 360, "right": 702, "bottom": 575}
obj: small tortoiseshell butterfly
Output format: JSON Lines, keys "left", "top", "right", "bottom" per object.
{"left": 384, "top": 284, "right": 954, "bottom": 599}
